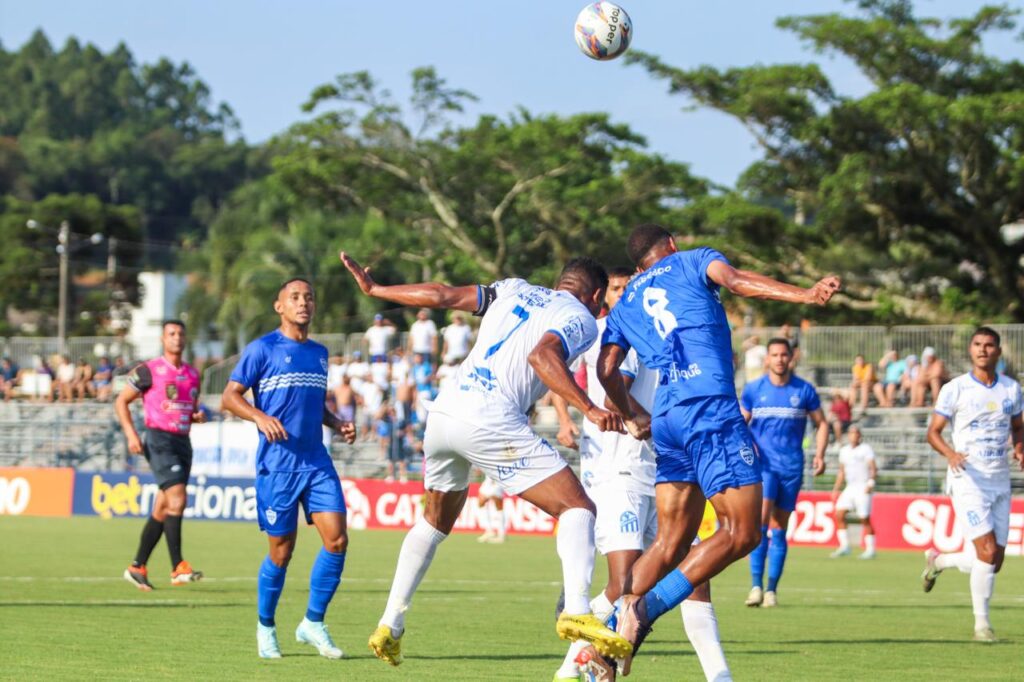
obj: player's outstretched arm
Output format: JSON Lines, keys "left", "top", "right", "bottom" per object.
{"left": 529, "top": 333, "right": 623, "bottom": 434}
{"left": 706, "top": 260, "right": 840, "bottom": 306}
{"left": 221, "top": 380, "right": 288, "bottom": 443}
{"left": 925, "top": 412, "right": 966, "bottom": 472}
{"left": 341, "top": 251, "right": 480, "bottom": 312}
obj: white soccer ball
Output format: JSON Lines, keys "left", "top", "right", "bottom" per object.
{"left": 574, "top": 2, "right": 633, "bottom": 61}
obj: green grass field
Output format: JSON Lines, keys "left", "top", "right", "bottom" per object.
{"left": 0, "top": 517, "right": 1021, "bottom": 681}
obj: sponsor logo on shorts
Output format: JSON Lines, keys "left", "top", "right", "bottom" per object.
{"left": 966, "top": 510, "right": 981, "bottom": 526}
{"left": 739, "top": 446, "right": 755, "bottom": 466}
{"left": 497, "top": 456, "right": 531, "bottom": 482}
{"left": 170, "top": 464, "right": 182, "bottom": 473}
{"left": 620, "top": 511, "right": 639, "bottom": 534}
{"left": 265, "top": 507, "right": 278, "bottom": 525}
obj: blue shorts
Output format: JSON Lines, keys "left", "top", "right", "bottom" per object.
{"left": 255, "top": 467, "right": 346, "bottom": 536}
{"left": 652, "top": 395, "right": 762, "bottom": 497}
{"left": 762, "top": 468, "right": 803, "bottom": 512}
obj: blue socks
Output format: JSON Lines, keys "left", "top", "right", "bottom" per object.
{"left": 306, "top": 547, "right": 346, "bottom": 622}
{"left": 258, "top": 555, "right": 287, "bottom": 627}
{"left": 767, "top": 529, "right": 788, "bottom": 593}
{"left": 749, "top": 525, "right": 769, "bottom": 589}
{"left": 643, "top": 569, "right": 694, "bottom": 622}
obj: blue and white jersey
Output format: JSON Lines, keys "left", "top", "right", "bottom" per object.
{"left": 740, "top": 374, "right": 820, "bottom": 475}
{"left": 935, "top": 372, "right": 1021, "bottom": 484}
{"left": 431, "top": 278, "right": 597, "bottom": 421}
{"left": 602, "top": 248, "right": 735, "bottom": 418}
{"left": 230, "top": 329, "right": 331, "bottom": 472}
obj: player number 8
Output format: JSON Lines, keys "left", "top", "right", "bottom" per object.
{"left": 643, "top": 287, "right": 678, "bottom": 340}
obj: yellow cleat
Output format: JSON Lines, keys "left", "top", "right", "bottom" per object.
{"left": 556, "top": 613, "right": 631, "bottom": 660}
{"left": 368, "top": 624, "right": 403, "bottom": 666}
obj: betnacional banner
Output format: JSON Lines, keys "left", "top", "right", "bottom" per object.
{"left": 0, "top": 467, "right": 74, "bottom": 517}
{"left": 72, "top": 472, "right": 257, "bottom": 522}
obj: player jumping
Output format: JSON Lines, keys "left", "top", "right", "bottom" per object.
{"left": 339, "top": 251, "right": 633, "bottom": 667}
{"left": 117, "top": 319, "right": 206, "bottom": 590}
{"left": 221, "top": 278, "right": 357, "bottom": 659}
{"left": 597, "top": 224, "right": 839, "bottom": 674}
{"left": 921, "top": 326, "right": 1024, "bottom": 642}
{"left": 741, "top": 337, "right": 828, "bottom": 608}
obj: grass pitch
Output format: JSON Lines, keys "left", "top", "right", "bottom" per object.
{"left": 0, "top": 516, "right": 1021, "bottom": 681}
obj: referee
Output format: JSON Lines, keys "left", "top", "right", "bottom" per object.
{"left": 116, "top": 319, "right": 205, "bottom": 590}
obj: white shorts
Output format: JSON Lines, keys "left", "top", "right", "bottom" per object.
{"left": 592, "top": 486, "right": 658, "bottom": 555}
{"left": 835, "top": 486, "right": 872, "bottom": 518}
{"left": 423, "top": 410, "right": 567, "bottom": 496}
{"left": 949, "top": 474, "right": 1011, "bottom": 545}
{"left": 478, "top": 476, "right": 501, "bottom": 500}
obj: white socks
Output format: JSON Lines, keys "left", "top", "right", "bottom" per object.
{"left": 682, "top": 600, "right": 732, "bottom": 682}
{"left": 380, "top": 518, "right": 447, "bottom": 635}
{"left": 590, "top": 591, "right": 615, "bottom": 622}
{"left": 970, "top": 561, "right": 995, "bottom": 630}
{"left": 491, "top": 503, "right": 506, "bottom": 540}
{"left": 936, "top": 550, "right": 975, "bottom": 574}
{"left": 864, "top": 535, "right": 876, "bottom": 552}
{"left": 556, "top": 508, "right": 596, "bottom": 615}
{"left": 836, "top": 528, "right": 850, "bottom": 551}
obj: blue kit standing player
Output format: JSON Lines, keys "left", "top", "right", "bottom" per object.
{"left": 740, "top": 338, "right": 828, "bottom": 608}
{"left": 222, "top": 278, "right": 357, "bottom": 660}
{"left": 597, "top": 224, "right": 839, "bottom": 674}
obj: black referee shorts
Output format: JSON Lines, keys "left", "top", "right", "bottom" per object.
{"left": 143, "top": 429, "right": 193, "bottom": 490}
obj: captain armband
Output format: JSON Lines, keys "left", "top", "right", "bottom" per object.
{"left": 474, "top": 285, "right": 497, "bottom": 317}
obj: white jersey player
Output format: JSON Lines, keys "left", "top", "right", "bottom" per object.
{"left": 922, "top": 327, "right": 1024, "bottom": 643}
{"left": 553, "top": 268, "right": 731, "bottom": 682}
{"left": 830, "top": 425, "right": 878, "bottom": 559}
{"left": 340, "top": 252, "right": 634, "bottom": 666}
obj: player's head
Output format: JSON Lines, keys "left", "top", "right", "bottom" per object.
{"left": 847, "top": 424, "right": 861, "bottom": 446}
{"left": 627, "top": 224, "right": 677, "bottom": 271}
{"left": 604, "top": 266, "right": 633, "bottom": 311}
{"left": 161, "top": 319, "right": 186, "bottom": 355}
{"left": 766, "top": 337, "right": 792, "bottom": 377}
{"left": 275, "top": 277, "right": 315, "bottom": 328}
{"left": 969, "top": 326, "right": 1001, "bottom": 371}
{"left": 557, "top": 257, "right": 609, "bottom": 316}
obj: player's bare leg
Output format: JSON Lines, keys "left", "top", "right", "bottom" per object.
{"left": 296, "top": 512, "right": 348, "bottom": 659}
{"left": 625, "top": 482, "right": 707, "bottom": 596}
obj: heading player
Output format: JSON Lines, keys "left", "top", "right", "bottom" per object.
{"left": 597, "top": 224, "right": 839, "bottom": 673}
{"left": 740, "top": 338, "right": 828, "bottom": 607}
{"left": 339, "top": 252, "right": 632, "bottom": 667}
{"left": 830, "top": 425, "right": 878, "bottom": 559}
{"left": 222, "top": 278, "right": 357, "bottom": 660}
{"left": 117, "top": 319, "right": 205, "bottom": 590}
{"left": 921, "top": 326, "right": 1024, "bottom": 642}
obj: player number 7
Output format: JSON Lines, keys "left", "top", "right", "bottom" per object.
{"left": 484, "top": 305, "right": 531, "bottom": 358}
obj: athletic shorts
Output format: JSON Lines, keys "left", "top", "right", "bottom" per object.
{"left": 479, "top": 476, "right": 501, "bottom": 500}
{"left": 592, "top": 486, "right": 657, "bottom": 555}
{"left": 143, "top": 429, "right": 193, "bottom": 490}
{"left": 948, "top": 473, "right": 1011, "bottom": 545}
{"left": 423, "top": 410, "right": 567, "bottom": 496}
{"left": 256, "top": 467, "right": 346, "bottom": 536}
{"left": 762, "top": 468, "right": 804, "bottom": 512}
{"left": 651, "top": 396, "right": 761, "bottom": 497}
{"left": 835, "top": 485, "right": 872, "bottom": 518}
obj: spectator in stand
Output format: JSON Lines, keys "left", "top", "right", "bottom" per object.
{"left": 390, "top": 349, "right": 411, "bottom": 389}
{"left": 365, "top": 313, "right": 396, "bottom": 363}
{"left": 333, "top": 375, "right": 358, "bottom": 424}
{"left": 900, "top": 354, "right": 920, "bottom": 402}
{"left": 72, "top": 357, "right": 95, "bottom": 400}
{"left": 327, "top": 355, "right": 347, "bottom": 393}
{"left": 743, "top": 335, "right": 768, "bottom": 384}
{"left": 112, "top": 356, "right": 131, "bottom": 377}
{"left": 408, "top": 308, "right": 438, "bottom": 359}
{"left": 873, "top": 350, "right": 907, "bottom": 407}
{"left": 359, "top": 379, "right": 384, "bottom": 441}
{"left": 370, "top": 354, "right": 391, "bottom": 390}
{"left": 347, "top": 350, "right": 370, "bottom": 384}
{"left": 94, "top": 356, "right": 114, "bottom": 401}
{"left": 435, "top": 357, "right": 460, "bottom": 394}
{"left": 441, "top": 312, "right": 473, "bottom": 365}
{"left": 411, "top": 353, "right": 434, "bottom": 424}
{"left": 911, "top": 346, "right": 949, "bottom": 407}
{"left": 849, "top": 354, "right": 876, "bottom": 411}
{"left": 56, "top": 355, "right": 76, "bottom": 402}
{"left": 828, "top": 389, "right": 853, "bottom": 443}
{"left": 1, "top": 357, "right": 19, "bottom": 401}
{"left": 779, "top": 322, "right": 802, "bottom": 370}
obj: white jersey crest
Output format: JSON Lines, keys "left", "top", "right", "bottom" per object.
{"left": 935, "top": 372, "right": 1022, "bottom": 483}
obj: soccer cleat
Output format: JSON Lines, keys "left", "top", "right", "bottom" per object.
{"left": 973, "top": 627, "right": 997, "bottom": 643}
{"left": 859, "top": 549, "right": 876, "bottom": 560}
{"left": 368, "top": 624, "right": 403, "bottom": 666}
{"left": 762, "top": 591, "right": 778, "bottom": 608}
{"left": 477, "top": 531, "right": 495, "bottom": 543}
{"left": 575, "top": 644, "right": 617, "bottom": 681}
{"left": 556, "top": 613, "right": 631, "bottom": 661}
{"left": 486, "top": 535, "right": 506, "bottom": 544}
{"left": 829, "top": 547, "right": 851, "bottom": 559}
{"left": 921, "top": 548, "right": 941, "bottom": 593}
{"left": 614, "top": 595, "right": 652, "bottom": 677}
{"left": 123, "top": 565, "right": 153, "bottom": 592}
{"left": 170, "top": 560, "right": 204, "bottom": 585}
{"left": 744, "top": 586, "right": 763, "bottom": 607}
{"left": 296, "top": 617, "right": 344, "bottom": 659}
{"left": 257, "top": 623, "right": 282, "bottom": 659}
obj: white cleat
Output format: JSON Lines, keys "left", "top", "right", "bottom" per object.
{"left": 973, "top": 627, "right": 996, "bottom": 643}
{"left": 745, "top": 586, "right": 763, "bottom": 607}
{"left": 257, "top": 623, "right": 282, "bottom": 659}
{"left": 762, "top": 590, "right": 778, "bottom": 608}
{"left": 830, "top": 547, "right": 851, "bottom": 559}
{"left": 296, "top": 617, "right": 344, "bottom": 659}
{"left": 859, "top": 550, "right": 876, "bottom": 560}
{"left": 477, "top": 531, "right": 495, "bottom": 543}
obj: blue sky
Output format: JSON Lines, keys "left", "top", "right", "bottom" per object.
{"left": 1, "top": 1, "right": 1019, "bottom": 186}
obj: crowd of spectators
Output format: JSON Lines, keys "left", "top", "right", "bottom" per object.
{"left": 0, "top": 354, "right": 128, "bottom": 402}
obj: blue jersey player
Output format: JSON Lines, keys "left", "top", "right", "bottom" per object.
{"left": 221, "top": 278, "right": 357, "bottom": 660}
{"left": 740, "top": 338, "right": 828, "bottom": 608}
{"left": 597, "top": 224, "right": 839, "bottom": 673}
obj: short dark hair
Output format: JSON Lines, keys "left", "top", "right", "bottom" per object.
{"left": 972, "top": 326, "right": 1001, "bottom": 347}
{"left": 559, "top": 257, "right": 609, "bottom": 293}
{"left": 162, "top": 319, "right": 186, "bottom": 332}
{"left": 279, "top": 277, "right": 314, "bottom": 294}
{"left": 767, "top": 337, "right": 792, "bottom": 353}
{"left": 608, "top": 266, "right": 634, "bottom": 280}
{"left": 627, "top": 224, "right": 673, "bottom": 266}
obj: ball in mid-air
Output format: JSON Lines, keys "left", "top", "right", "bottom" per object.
{"left": 574, "top": 2, "right": 632, "bottom": 61}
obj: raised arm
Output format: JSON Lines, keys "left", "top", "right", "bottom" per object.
{"left": 341, "top": 252, "right": 480, "bottom": 312}
{"left": 528, "top": 333, "right": 623, "bottom": 434}
{"left": 706, "top": 260, "right": 840, "bottom": 305}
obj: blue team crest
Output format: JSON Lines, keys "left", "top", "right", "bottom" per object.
{"left": 320, "top": 357, "right": 328, "bottom": 372}
{"left": 966, "top": 510, "right": 981, "bottom": 527}
{"left": 265, "top": 507, "right": 278, "bottom": 525}
{"left": 739, "top": 445, "right": 755, "bottom": 465}
{"left": 790, "top": 394, "right": 800, "bottom": 407}
{"left": 620, "top": 511, "right": 639, "bottom": 534}
{"left": 1002, "top": 398, "right": 1013, "bottom": 415}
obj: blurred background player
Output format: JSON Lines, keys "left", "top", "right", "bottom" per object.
{"left": 921, "top": 327, "right": 1024, "bottom": 643}
{"left": 741, "top": 338, "right": 828, "bottom": 608}
{"left": 476, "top": 473, "right": 506, "bottom": 544}
{"left": 830, "top": 425, "right": 877, "bottom": 559}
{"left": 117, "top": 320, "right": 205, "bottom": 590}
{"left": 221, "top": 278, "right": 357, "bottom": 660}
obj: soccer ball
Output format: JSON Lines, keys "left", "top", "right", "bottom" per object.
{"left": 574, "top": 2, "right": 633, "bottom": 61}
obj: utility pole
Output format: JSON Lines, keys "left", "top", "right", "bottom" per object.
{"left": 57, "top": 221, "right": 70, "bottom": 354}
